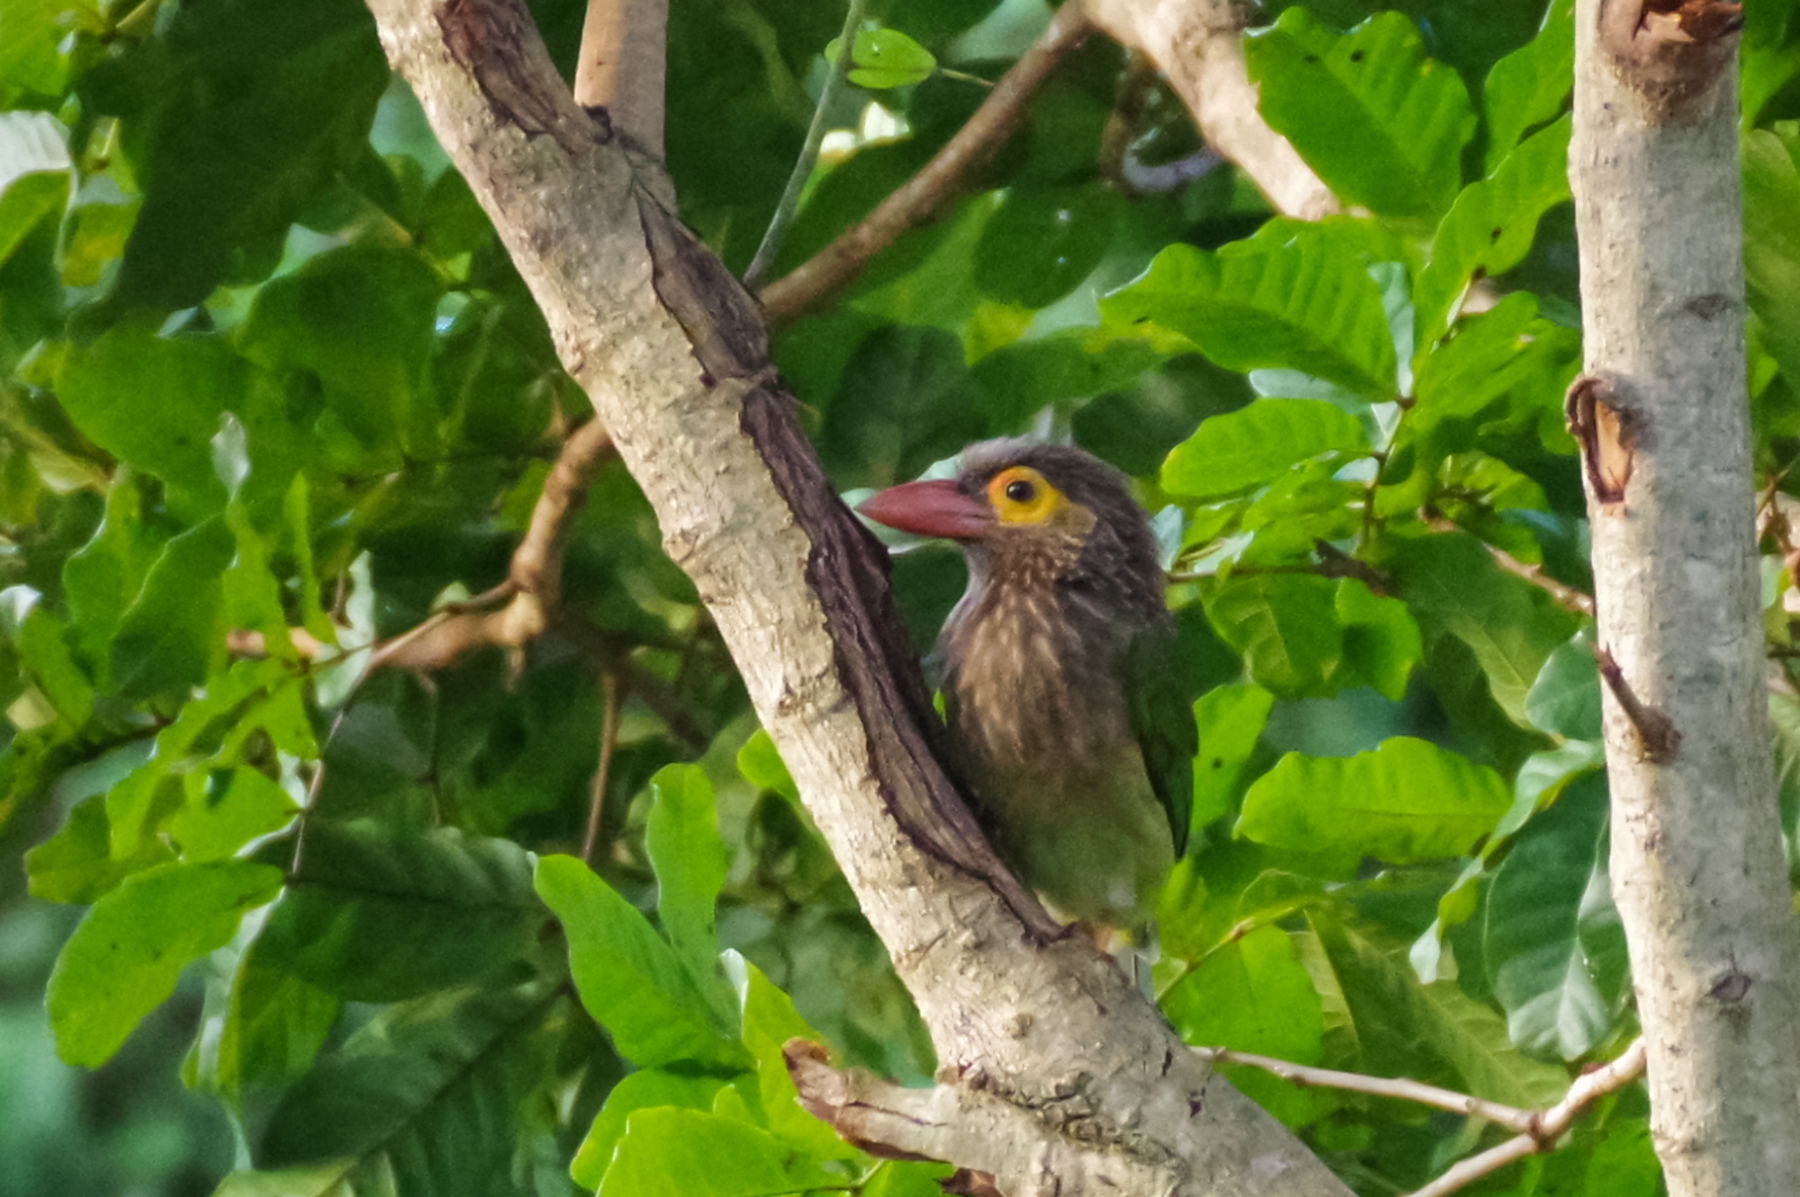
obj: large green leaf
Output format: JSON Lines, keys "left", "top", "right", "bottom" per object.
{"left": 109, "top": 515, "right": 235, "bottom": 701}
{"left": 1385, "top": 531, "right": 1582, "bottom": 724}
{"left": 1415, "top": 117, "right": 1573, "bottom": 346}
{"left": 1483, "top": 772, "right": 1629, "bottom": 1059}
{"left": 1102, "top": 222, "right": 1398, "bottom": 400}
{"left": 1311, "top": 912, "right": 1570, "bottom": 1107}
{"left": 257, "top": 822, "right": 544, "bottom": 1003}
{"left": 259, "top": 984, "right": 557, "bottom": 1197}
{"left": 736, "top": 958, "right": 865, "bottom": 1160}
{"left": 240, "top": 245, "right": 443, "bottom": 456}
{"left": 1409, "top": 291, "right": 1582, "bottom": 437}
{"left": 571, "top": 1070, "right": 737, "bottom": 1190}
{"left": 1162, "top": 925, "right": 1326, "bottom": 1126}
{"left": 1203, "top": 572, "right": 1344, "bottom": 697}
{"left": 600, "top": 1107, "right": 846, "bottom": 1197}
{"left": 212, "top": 935, "right": 341, "bottom": 1103}
{"left": 1238, "top": 737, "right": 1511, "bottom": 871}
{"left": 1482, "top": 0, "right": 1574, "bottom": 172}
{"left": 46, "top": 859, "right": 284, "bottom": 1066}
{"left": 644, "top": 764, "right": 734, "bottom": 1020}
{"left": 973, "top": 182, "right": 1123, "bottom": 309}
{"left": 56, "top": 325, "right": 241, "bottom": 507}
{"left": 82, "top": 0, "right": 389, "bottom": 312}
{"left": 1246, "top": 9, "right": 1476, "bottom": 220}
{"left": 1743, "top": 128, "right": 1800, "bottom": 386}
{"left": 1524, "top": 634, "right": 1602, "bottom": 742}
{"left": 1162, "top": 399, "right": 1369, "bottom": 499}
{"left": 534, "top": 854, "right": 747, "bottom": 1070}
{"left": 1190, "top": 683, "right": 1275, "bottom": 830}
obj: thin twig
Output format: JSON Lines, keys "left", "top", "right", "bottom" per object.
{"left": 1198, "top": 1039, "right": 1648, "bottom": 1197}
{"left": 1424, "top": 514, "right": 1595, "bottom": 618}
{"left": 757, "top": 0, "right": 1093, "bottom": 327}
{"left": 581, "top": 669, "right": 624, "bottom": 865}
{"left": 1403, "top": 1040, "right": 1648, "bottom": 1197}
{"left": 1195, "top": 1048, "right": 1540, "bottom": 1134}
{"left": 742, "top": 0, "right": 868, "bottom": 291}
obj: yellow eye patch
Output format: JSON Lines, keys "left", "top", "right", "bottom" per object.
{"left": 986, "top": 466, "right": 1067, "bottom": 525}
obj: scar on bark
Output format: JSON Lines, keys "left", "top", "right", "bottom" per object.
{"left": 439, "top": 0, "right": 599, "bottom": 149}
{"left": 1593, "top": 645, "right": 1682, "bottom": 764}
{"left": 1599, "top": 0, "right": 1742, "bottom": 114}
{"left": 1565, "top": 375, "right": 1639, "bottom": 517}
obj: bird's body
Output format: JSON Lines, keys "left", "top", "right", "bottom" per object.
{"left": 860, "top": 440, "right": 1196, "bottom": 934}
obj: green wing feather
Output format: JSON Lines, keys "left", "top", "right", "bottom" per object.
{"left": 1124, "top": 622, "right": 1198, "bottom": 858}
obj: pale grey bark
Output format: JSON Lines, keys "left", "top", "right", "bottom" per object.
{"left": 364, "top": 0, "right": 1352, "bottom": 1192}
{"left": 1084, "top": 0, "right": 1337, "bottom": 219}
{"left": 1570, "top": 3, "right": 1800, "bottom": 1193}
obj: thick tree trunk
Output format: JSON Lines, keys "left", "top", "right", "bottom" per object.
{"left": 1569, "top": 3, "right": 1800, "bottom": 1193}
{"left": 364, "top": 0, "right": 1352, "bottom": 1192}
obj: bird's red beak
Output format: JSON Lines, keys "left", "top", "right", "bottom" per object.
{"left": 858, "top": 479, "right": 992, "bottom": 541}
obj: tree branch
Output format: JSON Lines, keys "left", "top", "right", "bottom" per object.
{"left": 1083, "top": 0, "right": 1336, "bottom": 219}
{"left": 573, "top": 0, "right": 667, "bottom": 157}
{"left": 364, "top": 0, "right": 1352, "bottom": 1190}
{"left": 757, "top": 1, "right": 1094, "bottom": 329}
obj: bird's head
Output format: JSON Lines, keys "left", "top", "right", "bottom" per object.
{"left": 858, "top": 439, "right": 1161, "bottom": 599}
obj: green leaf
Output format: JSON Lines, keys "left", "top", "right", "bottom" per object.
{"left": 110, "top": 515, "right": 235, "bottom": 700}
{"left": 260, "top": 984, "right": 556, "bottom": 1197}
{"left": 17, "top": 606, "right": 93, "bottom": 726}
{"left": 973, "top": 183, "right": 1123, "bottom": 309}
{"left": 62, "top": 474, "right": 164, "bottom": 672}
{"left": 1102, "top": 223, "right": 1398, "bottom": 401}
{"left": 736, "top": 957, "right": 865, "bottom": 1160}
{"left": 1161, "top": 925, "right": 1325, "bottom": 1125}
{"left": 1238, "top": 737, "right": 1511, "bottom": 871}
{"left": 1410, "top": 292, "right": 1582, "bottom": 439}
{"left": 1743, "top": 128, "right": 1800, "bottom": 386}
{"left": 572, "top": 1070, "right": 736, "bottom": 1190}
{"left": 1385, "top": 531, "right": 1582, "bottom": 724}
{"left": 737, "top": 730, "right": 799, "bottom": 804}
{"left": 1204, "top": 572, "right": 1343, "bottom": 697}
{"left": 168, "top": 767, "right": 299, "bottom": 863}
{"left": 213, "top": 936, "right": 341, "bottom": 1103}
{"left": 88, "top": 0, "right": 390, "bottom": 311}
{"left": 535, "top": 854, "right": 747, "bottom": 1070}
{"left": 212, "top": 1162, "right": 361, "bottom": 1197}
{"left": 1483, "top": 772, "right": 1628, "bottom": 1059}
{"left": 1415, "top": 117, "right": 1572, "bottom": 345}
{"left": 1482, "top": 0, "right": 1574, "bottom": 171}
{"left": 600, "top": 1108, "right": 845, "bottom": 1197}
{"left": 1246, "top": 10, "right": 1476, "bottom": 220}
{"left": 56, "top": 325, "right": 241, "bottom": 506}
{"left": 826, "top": 28, "right": 937, "bottom": 89}
{"left": 240, "top": 245, "right": 443, "bottom": 456}
{"left": 46, "top": 860, "right": 283, "bottom": 1066}
{"left": 26, "top": 791, "right": 175, "bottom": 904}
{"left": 257, "top": 822, "right": 543, "bottom": 1002}
{"left": 1190, "top": 683, "right": 1275, "bottom": 830}
{"left": 1163, "top": 399, "right": 1369, "bottom": 499}
{"left": 1311, "top": 912, "right": 1570, "bottom": 1106}
{"left": 645, "top": 764, "right": 733, "bottom": 1015}
{"left": 1336, "top": 579, "right": 1423, "bottom": 701}
{"left": 1525, "top": 635, "right": 1602, "bottom": 742}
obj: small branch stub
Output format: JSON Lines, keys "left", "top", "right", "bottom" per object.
{"left": 1594, "top": 644, "right": 1683, "bottom": 763}
{"left": 1597, "top": 0, "right": 1742, "bottom": 116}
{"left": 1565, "top": 374, "right": 1639, "bottom": 516}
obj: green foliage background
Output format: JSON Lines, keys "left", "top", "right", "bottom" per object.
{"left": 3, "top": 0, "right": 1800, "bottom": 1194}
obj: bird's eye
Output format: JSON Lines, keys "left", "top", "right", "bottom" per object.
{"left": 1004, "top": 479, "right": 1036, "bottom": 503}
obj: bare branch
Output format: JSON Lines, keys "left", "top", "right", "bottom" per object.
{"left": 1194, "top": 1048, "right": 1540, "bottom": 1135}
{"left": 1403, "top": 1040, "right": 1648, "bottom": 1197}
{"left": 757, "top": 1, "right": 1094, "bottom": 328}
{"left": 574, "top": 0, "right": 667, "bottom": 156}
{"left": 1084, "top": 0, "right": 1336, "bottom": 219}
{"left": 581, "top": 669, "right": 624, "bottom": 865}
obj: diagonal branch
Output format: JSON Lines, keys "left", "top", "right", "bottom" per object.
{"left": 363, "top": 0, "right": 1353, "bottom": 1191}
{"left": 1084, "top": 0, "right": 1336, "bottom": 219}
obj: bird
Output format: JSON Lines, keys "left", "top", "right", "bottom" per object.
{"left": 858, "top": 439, "right": 1196, "bottom": 940}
